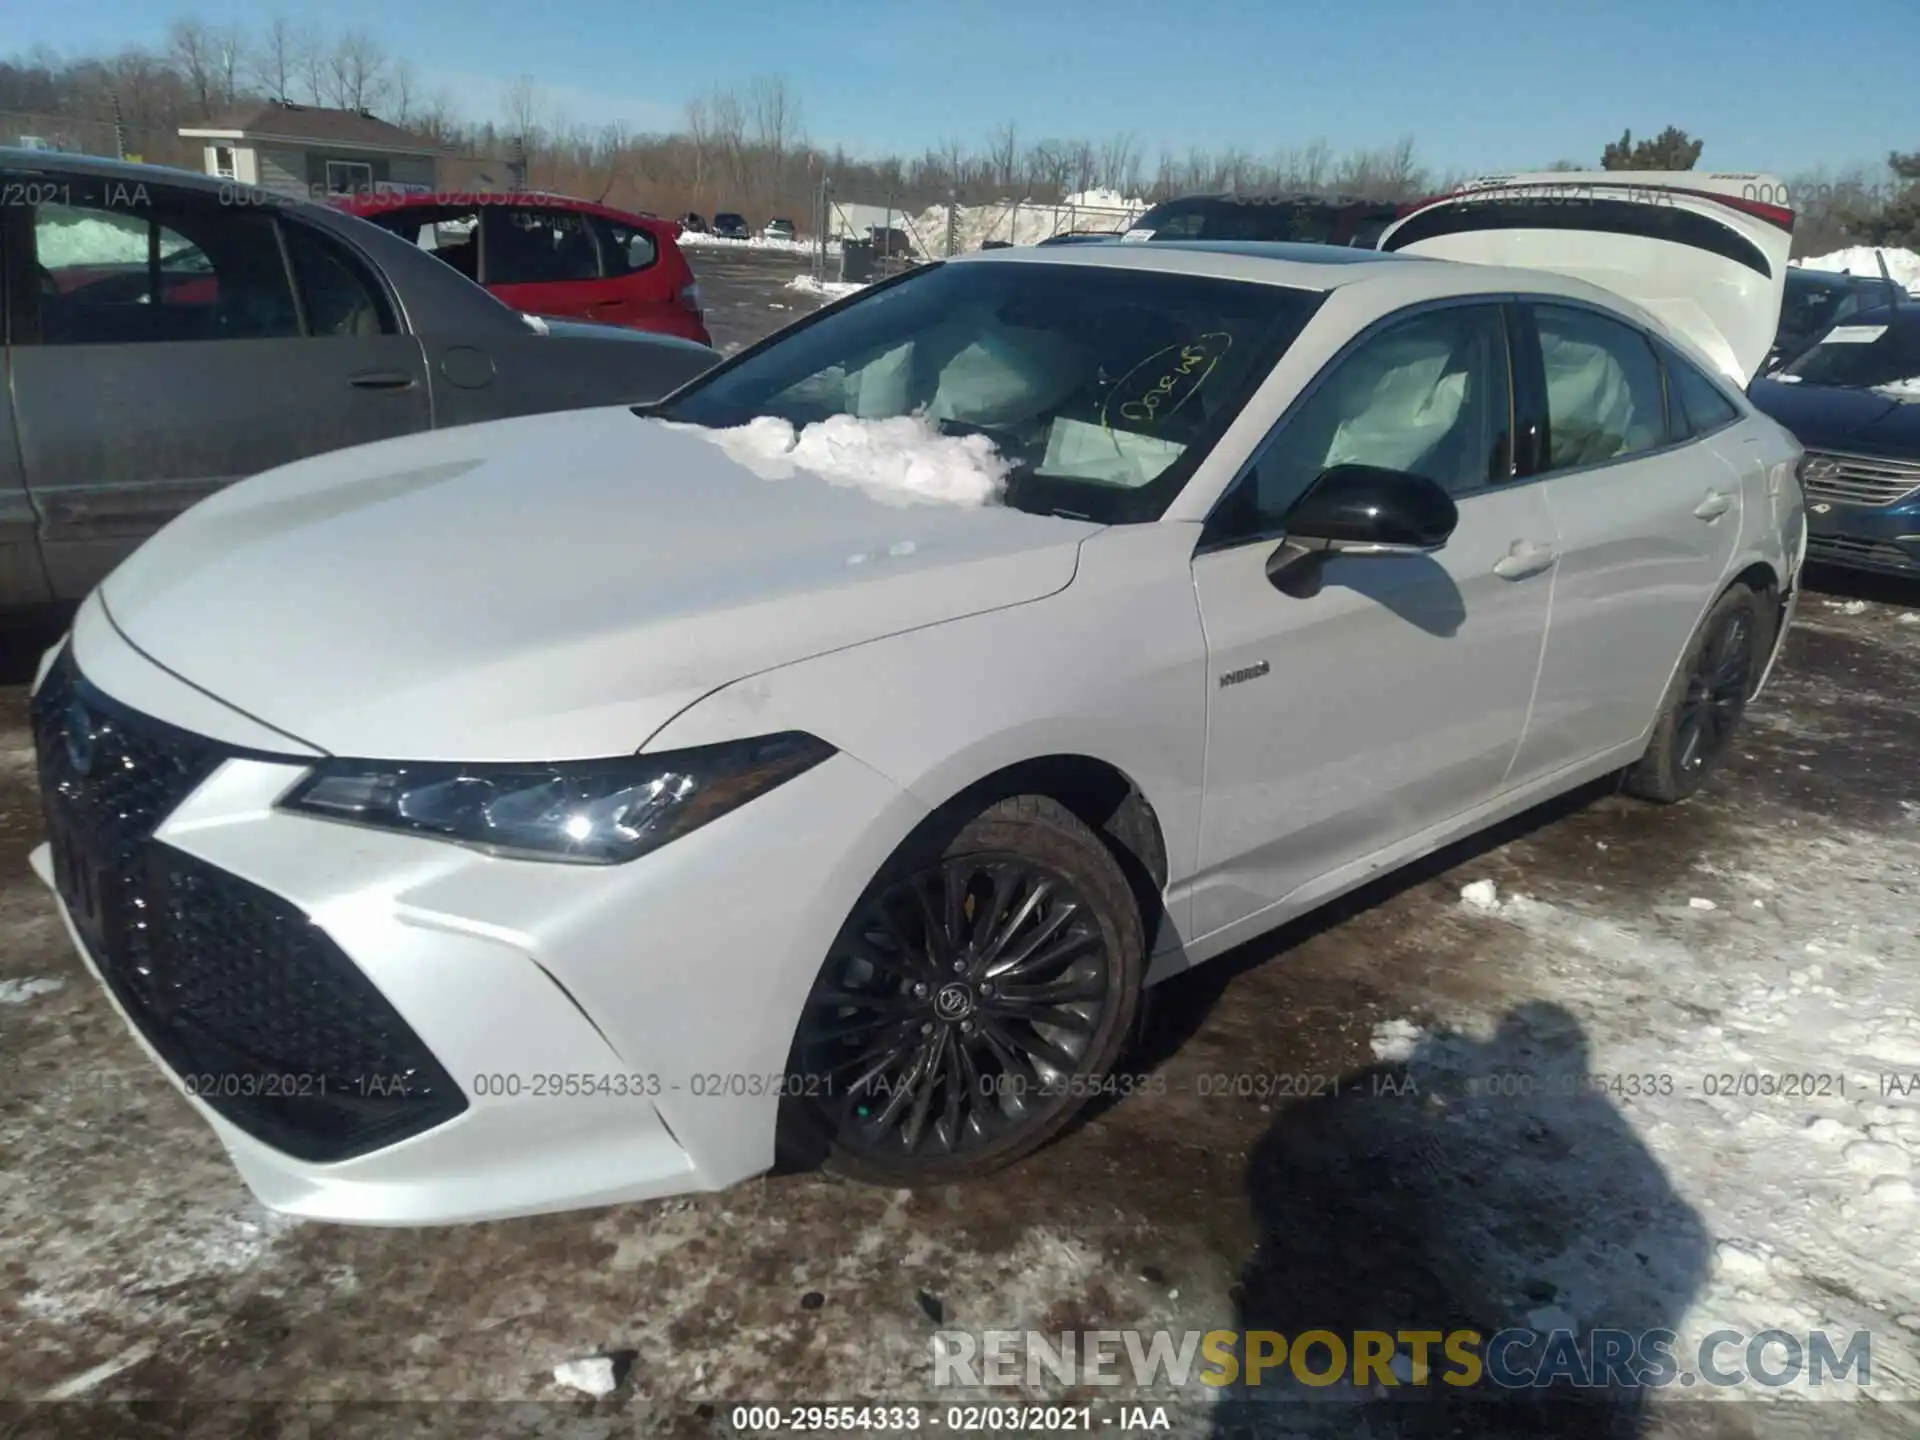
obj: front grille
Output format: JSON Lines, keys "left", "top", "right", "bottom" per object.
{"left": 32, "top": 648, "right": 467, "bottom": 1162}
{"left": 1806, "top": 534, "right": 1920, "bottom": 574}
{"left": 1800, "top": 450, "right": 1920, "bottom": 508}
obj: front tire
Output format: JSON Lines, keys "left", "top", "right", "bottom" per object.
{"left": 1623, "top": 583, "right": 1763, "bottom": 804}
{"left": 785, "top": 794, "right": 1144, "bottom": 1186}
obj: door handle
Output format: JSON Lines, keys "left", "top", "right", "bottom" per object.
{"left": 349, "top": 371, "right": 417, "bottom": 390}
{"left": 1694, "top": 489, "right": 1733, "bottom": 520}
{"left": 1493, "top": 541, "right": 1556, "bottom": 580}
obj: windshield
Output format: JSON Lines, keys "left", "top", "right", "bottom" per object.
{"left": 654, "top": 260, "right": 1323, "bottom": 522}
{"left": 1780, "top": 272, "right": 1879, "bottom": 339}
{"left": 1777, "top": 311, "right": 1920, "bottom": 394}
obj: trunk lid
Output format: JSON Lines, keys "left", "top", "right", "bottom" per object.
{"left": 1378, "top": 171, "right": 1794, "bottom": 383}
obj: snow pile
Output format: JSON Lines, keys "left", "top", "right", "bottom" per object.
{"left": 0, "top": 976, "right": 65, "bottom": 1005}
{"left": 1794, "top": 247, "right": 1920, "bottom": 294}
{"left": 787, "top": 273, "right": 867, "bottom": 300}
{"left": 36, "top": 215, "right": 147, "bottom": 267}
{"left": 680, "top": 231, "right": 840, "bottom": 257}
{"left": 664, "top": 414, "right": 1010, "bottom": 508}
{"left": 552, "top": 1356, "right": 621, "bottom": 1397}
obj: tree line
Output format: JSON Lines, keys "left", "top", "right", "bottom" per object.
{"left": 2, "top": 21, "right": 1914, "bottom": 252}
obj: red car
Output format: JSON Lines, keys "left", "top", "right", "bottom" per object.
{"left": 337, "top": 191, "right": 711, "bottom": 346}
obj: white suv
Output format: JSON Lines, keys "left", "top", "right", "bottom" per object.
{"left": 32, "top": 172, "right": 1805, "bottom": 1224}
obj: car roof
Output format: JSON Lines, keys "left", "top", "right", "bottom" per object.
{"left": 951, "top": 237, "right": 1670, "bottom": 320}
{"left": 1, "top": 145, "right": 243, "bottom": 196}
{"left": 952, "top": 239, "right": 1427, "bottom": 288}
{"left": 339, "top": 189, "right": 671, "bottom": 228}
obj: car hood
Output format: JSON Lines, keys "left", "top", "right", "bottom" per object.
{"left": 101, "top": 407, "right": 1100, "bottom": 761}
{"left": 1746, "top": 378, "right": 1920, "bottom": 456}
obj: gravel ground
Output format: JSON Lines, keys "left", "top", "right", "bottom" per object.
{"left": 0, "top": 252, "right": 1916, "bottom": 1438}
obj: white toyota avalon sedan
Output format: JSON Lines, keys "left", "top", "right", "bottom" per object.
{"left": 31, "top": 172, "right": 1808, "bottom": 1225}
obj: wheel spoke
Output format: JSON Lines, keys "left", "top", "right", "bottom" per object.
{"left": 900, "top": 1028, "right": 947, "bottom": 1153}
{"left": 997, "top": 972, "right": 1108, "bottom": 1007}
{"left": 989, "top": 922, "right": 1098, "bottom": 980}
{"left": 984, "top": 999, "right": 1097, "bottom": 1033}
{"left": 856, "top": 918, "right": 932, "bottom": 982}
{"left": 942, "top": 864, "right": 971, "bottom": 955}
{"left": 976, "top": 874, "right": 1051, "bottom": 968}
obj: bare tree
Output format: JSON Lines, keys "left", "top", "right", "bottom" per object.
{"left": 501, "top": 74, "right": 542, "bottom": 157}
{"left": 987, "top": 121, "right": 1018, "bottom": 192}
{"left": 167, "top": 19, "right": 217, "bottom": 117}
{"left": 387, "top": 56, "right": 416, "bottom": 125}
{"left": 327, "top": 29, "right": 387, "bottom": 112}
{"left": 213, "top": 25, "right": 244, "bottom": 108}
{"left": 300, "top": 29, "right": 327, "bottom": 105}
{"left": 251, "top": 16, "right": 304, "bottom": 101}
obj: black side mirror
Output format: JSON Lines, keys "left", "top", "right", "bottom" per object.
{"left": 1266, "top": 464, "right": 1458, "bottom": 594}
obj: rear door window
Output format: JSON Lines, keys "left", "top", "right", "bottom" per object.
{"left": 592, "top": 217, "right": 659, "bottom": 276}
{"left": 283, "top": 222, "right": 398, "bottom": 336}
{"left": 33, "top": 198, "right": 298, "bottom": 345}
{"left": 1530, "top": 303, "right": 1669, "bottom": 470}
{"left": 1660, "top": 344, "right": 1741, "bottom": 438}
{"left": 487, "top": 207, "right": 602, "bottom": 283}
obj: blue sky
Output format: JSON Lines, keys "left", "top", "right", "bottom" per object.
{"left": 15, "top": 0, "right": 1919, "bottom": 178}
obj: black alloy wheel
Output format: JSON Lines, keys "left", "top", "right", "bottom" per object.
{"left": 787, "top": 795, "right": 1143, "bottom": 1183}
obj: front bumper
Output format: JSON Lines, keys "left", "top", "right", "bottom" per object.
{"left": 1804, "top": 497, "right": 1920, "bottom": 578}
{"left": 31, "top": 617, "right": 926, "bottom": 1225}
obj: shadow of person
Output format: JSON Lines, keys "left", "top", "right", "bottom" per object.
{"left": 1210, "top": 1001, "right": 1712, "bottom": 1440}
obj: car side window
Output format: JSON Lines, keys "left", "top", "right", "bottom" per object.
{"left": 593, "top": 218, "right": 658, "bottom": 276}
{"left": 1660, "top": 344, "right": 1740, "bottom": 439}
{"left": 281, "top": 222, "right": 397, "bottom": 337}
{"left": 486, "top": 207, "right": 601, "bottom": 284}
{"left": 1209, "top": 303, "right": 1511, "bottom": 544}
{"left": 32, "top": 197, "right": 299, "bottom": 345}
{"left": 1532, "top": 303, "right": 1668, "bottom": 471}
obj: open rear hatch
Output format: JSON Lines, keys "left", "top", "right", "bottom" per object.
{"left": 1378, "top": 172, "right": 1794, "bottom": 383}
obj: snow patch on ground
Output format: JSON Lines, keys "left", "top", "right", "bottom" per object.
{"left": 0, "top": 975, "right": 65, "bottom": 1005}
{"left": 1370, "top": 1018, "right": 1427, "bottom": 1062}
{"left": 786, "top": 273, "right": 867, "bottom": 300}
{"left": 1446, "top": 819, "right": 1920, "bottom": 1400}
{"left": 552, "top": 1356, "right": 620, "bottom": 1397}
{"left": 662, "top": 414, "right": 1010, "bottom": 508}
{"left": 1794, "top": 246, "right": 1920, "bottom": 294}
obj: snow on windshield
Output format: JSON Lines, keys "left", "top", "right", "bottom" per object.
{"left": 660, "top": 413, "right": 1011, "bottom": 508}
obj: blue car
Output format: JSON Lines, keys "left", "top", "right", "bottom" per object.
{"left": 1748, "top": 302, "right": 1920, "bottom": 578}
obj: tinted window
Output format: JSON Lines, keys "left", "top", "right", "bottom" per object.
{"left": 1533, "top": 304, "right": 1667, "bottom": 470}
{"left": 658, "top": 262, "right": 1324, "bottom": 523}
{"left": 34, "top": 198, "right": 297, "bottom": 345}
{"left": 1661, "top": 346, "right": 1740, "bottom": 437}
{"left": 283, "top": 222, "right": 396, "bottom": 336}
{"left": 1211, "top": 304, "right": 1511, "bottom": 541}
{"left": 594, "top": 218, "right": 659, "bottom": 276}
{"left": 487, "top": 207, "right": 600, "bottom": 283}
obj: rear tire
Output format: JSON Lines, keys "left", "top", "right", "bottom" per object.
{"left": 784, "top": 794, "right": 1145, "bottom": 1187}
{"left": 1623, "top": 583, "right": 1763, "bottom": 804}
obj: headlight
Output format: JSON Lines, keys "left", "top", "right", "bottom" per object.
{"left": 278, "top": 732, "right": 835, "bottom": 864}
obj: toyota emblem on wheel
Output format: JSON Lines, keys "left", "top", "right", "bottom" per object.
{"left": 933, "top": 983, "right": 974, "bottom": 1021}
